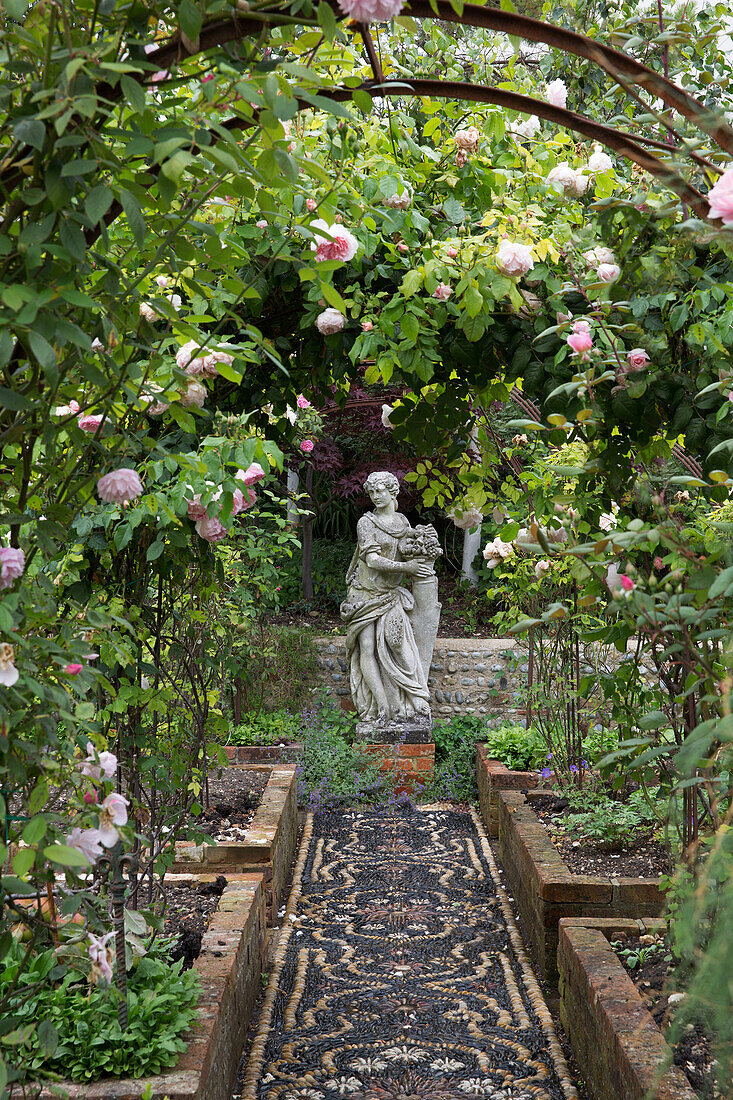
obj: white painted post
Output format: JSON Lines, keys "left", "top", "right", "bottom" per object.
{"left": 286, "top": 467, "right": 299, "bottom": 525}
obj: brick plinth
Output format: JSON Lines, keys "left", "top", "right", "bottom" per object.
{"left": 34, "top": 874, "right": 267, "bottom": 1100}
{"left": 363, "top": 743, "right": 435, "bottom": 795}
{"left": 497, "top": 788, "right": 666, "bottom": 986}
{"left": 558, "top": 918, "right": 696, "bottom": 1100}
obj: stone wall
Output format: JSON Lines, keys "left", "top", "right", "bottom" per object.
{"left": 314, "top": 636, "right": 528, "bottom": 724}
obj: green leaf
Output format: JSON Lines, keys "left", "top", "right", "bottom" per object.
{"left": 401, "top": 269, "right": 423, "bottom": 297}
{"left": 12, "top": 848, "right": 35, "bottom": 877}
{"left": 85, "top": 183, "right": 113, "bottom": 225}
{"left": 464, "top": 285, "right": 484, "bottom": 318}
{"left": 0, "top": 386, "right": 30, "bottom": 411}
{"left": 37, "top": 1020, "right": 58, "bottom": 1058}
{"left": 118, "top": 189, "right": 146, "bottom": 249}
{"left": 22, "top": 817, "right": 47, "bottom": 846}
{"left": 28, "top": 331, "right": 57, "bottom": 371}
{"left": 168, "top": 403, "right": 197, "bottom": 433}
{"left": 43, "top": 844, "right": 90, "bottom": 868}
{"left": 638, "top": 710, "right": 669, "bottom": 730}
{"left": 120, "top": 74, "right": 146, "bottom": 114}
{"left": 178, "top": 0, "right": 202, "bottom": 41}
{"left": 319, "top": 280, "right": 347, "bottom": 312}
{"left": 442, "top": 196, "right": 466, "bottom": 224}
{"left": 28, "top": 777, "right": 49, "bottom": 816}
{"left": 460, "top": 312, "right": 486, "bottom": 342}
{"left": 352, "top": 89, "right": 373, "bottom": 115}
{"left": 316, "top": 0, "right": 338, "bottom": 40}
{"left": 14, "top": 118, "right": 45, "bottom": 150}
{"left": 400, "top": 313, "right": 419, "bottom": 342}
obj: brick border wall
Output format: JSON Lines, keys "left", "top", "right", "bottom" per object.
{"left": 33, "top": 874, "right": 267, "bottom": 1100}
{"left": 220, "top": 744, "right": 303, "bottom": 765}
{"left": 558, "top": 917, "right": 695, "bottom": 1100}
{"left": 476, "top": 744, "right": 538, "bottom": 837}
{"left": 172, "top": 765, "right": 298, "bottom": 922}
{"left": 497, "top": 788, "right": 665, "bottom": 986}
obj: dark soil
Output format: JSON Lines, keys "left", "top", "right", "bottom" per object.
{"left": 275, "top": 572, "right": 498, "bottom": 638}
{"left": 612, "top": 933, "right": 717, "bottom": 1098}
{"left": 197, "top": 766, "right": 269, "bottom": 842}
{"left": 164, "top": 875, "right": 228, "bottom": 968}
{"left": 530, "top": 794, "right": 672, "bottom": 878}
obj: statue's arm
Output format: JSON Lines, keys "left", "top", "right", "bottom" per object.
{"left": 356, "top": 516, "right": 410, "bottom": 575}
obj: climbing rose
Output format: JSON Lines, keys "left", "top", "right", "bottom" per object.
{"left": 78, "top": 414, "right": 104, "bottom": 433}
{"left": 337, "top": 0, "right": 404, "bottom": 21}
{"left": 547, "top": 162, "right": 580, "bottom": 195}
{"left": 448, "top": 506, "right": 483, "bottom": 531}
{"left": 495, "top": 239, "right": 534, "bottom": 276}
{"left": 446, "top": 246, "right": 458, "bottom": 258}
{"left": 187, "top": 494, "right": 208, "bottom": 521}
{"left": 455, "top": 126, "right": 480, "bottom": 151}
{"left": 535, "top": 559, "right": 551, "bottom": 578}
{"left": 0, "top": 643, "right": 18, "bottom": 687}
{"left": 155, "top": 275, "right": 169, "bottom": 288}
{"left": 66, "top": 827, "right": 105, "bottom": 863}
{"left": 139, "top": 302, "right": 158, "bottom": 322}
{"left": 383, "top": 188, "right": 411, "bottom": 210}
{"left": 98, "top": 792, "right": 128, "bottom": 847}
{"left": 311, "top": 219, "right": 359, "bottom": 263}
{"left": 381, "top": 404, "right": 395, "bottom": 429}
{"left": 583, "top": 246, "right": 616, "bottom": 268}
{"left": 297, "top": 395, "right": 311, "bottom": 409}
{"left": 511, "top": 115, "right": 540, "bottom": 140}
{"left": 545, "top": 78, "right": 568, "bottom": 109}
{"left": 588, "top": 144, "right": 613, "bottom": 173}
{"left": 180, "top": 381, "right": 207, "bottom": 408}
{"left": 362, "top": 320, "right": 374, "bottom": 332}
{"left": 97, "top": 468, "right": 143, "bottom": 503}
{"left": 567, "top": 331, "right": 593, "bottom": 358}
{"left": 707, "top": 167, "right": 733, "bottom": 224}
{"left": 195, "top": 516, "right": 227, "bottom": 543}
{"left": 176, "top": 340, "right": 202, "bottom": 371}
{"left": 482, "top": 536, "right": 514, "bottom": 569}
{"left": 54, "top": 399, "right": 80, "bottom": 416}
{"left": 433, "top": 283, "right": 452, "bottom": 301}
{"left": 81, "top": 742, "right": 117, "bottom": 781}
{"left": 316, "top": 308, "right": 346, "bottom": 335}
{"left": 306, "top": 198, "right": 317, "bottom": 211}
{"left": 627, "top": 348, "right": 650, "bottom": 370}
{"left": 88, "top": 932, "right": 115, "bottom": 984}
{"left": 0, "top": 547, "right": 25, "bottom": 590}
{"left": 597, "top": 262, "right": 621, "bottom": 282}
{"left": 570, "top": 173, "right": 590, "bottom": 196}
{"left": 598, "top": 512, "right": 617, "bottom": 531}
{"left": 398, "top": 242, "right": 409, "bottom": 252}
{"left": 620, "top": 574, "right": 635, "bottom": 592}
{"left": 256, "top": 219, "right": 268, "bottom": 228}
{"left": 65, "top": 664, "right": 83, "bottom": 675}
{"left": 236, "top": 463, "right": 266, "bottom": 487}
{"left": 300, "top": 439, "right": 315, "bottom": 453}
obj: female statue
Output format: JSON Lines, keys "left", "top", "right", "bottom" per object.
{"left": 340, "top": 471, "right": 440, "bottom": 729}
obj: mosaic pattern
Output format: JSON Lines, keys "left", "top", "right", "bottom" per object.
{"left": 243, "top": 807, "right": 577, "bottom": 1100}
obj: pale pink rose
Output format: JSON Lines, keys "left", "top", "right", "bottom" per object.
{"left": 311, "top": 220, "right": 359, "bottom": 263}
{"left": 0, "top": 547, "right": 25, "bottom": 590}
{"left": 570, "top": 173, "right": 589, "bottom": 196}
{"left": 195, "top": 515, "right": 227, "bottom": 543}
{"left": 496, "top": 238, "right": 534, "bottom": 276}
{"left": 184, "top": 357, "right": 207, "bottom": 377}
{"left": 180, "top": 381, "right": 207, "bottom": 408}
{"left": 627, "top": 347, "right": 650, "bottom": 370}
{"left": 447, "top": 247, "right": 458, "bottom": 258}
{"left": 236, "top": 463, "right": 266, "bottom": 487}
{"left": 448, "top": 506, "right": 483, "bottom": 531}
{"left": 97, "top": 468, "right": 143, "bottom": 503}
{"left": 337, "top": 0, "right": 404, "bottom": 18}
{"left": 455, "top": 126, "right": 480, "bottom": 151}
{"left": 0, "top": 643, "right": 18, "bottom": 687}
{"left": 381, "top": 404, "right": 395, "bottom": 429}
{"left": 597, "top": 262, "right": 621, "bottom": 283}
{"left": 300, "top": 439, "right": 315, "bottom": 453}
{"left": 583, "top": 246, "right": 616, "bottom": 268}
{"left": 235, "top": 486, "right": 256, "bottom": 511}
{"left": 398, "top": 242, "right": 409, "bottom": 252}
{"left": 455, "top": 149, "right": 468, "bottom": 168}
{"left": 139, "top": 302, "right": 158, "bottom": 322}
{"left": 588, "top": 145, "right": 613, "bottom": 173}
{"left": 97, "top": 792, "right": 129, "bottom": 851}
{"left": 148, "top": 400, "right": 169, "bottom": 416}
{"left": 598, "top": 512, "right": 617, "bottom": 531}
{"left": 653, "top": 556, "right": 664, "bottom": 570}
{"left": 80, "top": 742, "right": 117, "bottom": 782}
{"left": 297, "top": 395, "right": 311, "bottom": 409}
{"left": 572, "top": 320, "right": 591, "bottom": 334}
{"left": 91, "top": 338, "right": 104, "bottom": 352}
{"left": 54, "top": 399, "right": 80, "bottom": 416}
{"left": 567, "top": 331, "right": 593, "bottom": 358}
{"left": 556, "top": 311, "right": 572, "bottom": 324}
{"left": 534, "top": 559, "right": 551, "bottom": 578}
{"left": 88, "top": 932, "right": 115, "bottom": 984}
{"left": 316, "top": 308, "right": 345, "bottom": 334}
{"left": 362, "top": 320, "right": 374, "bottom": 332}
{"left": 66, "top": 827, "right": 105, "bottom": 863}
{"left": 64, "top": 664, "right": 83, "bottom": 675}
{"left": 383, "top": 189, "right": 411, "bottom": 210}
{"left": 155, "top": 275, "right": 169, "bottom": 288}
{"left": 707, "top": 167, "right": 733, "bottom": 224}
{"left": 176, "top": 340, "right": 200, "bottom": 370}
{"left": 306, "top": 198, "right": 317, "bottom": 211}
{"left": 78, "top": 414, "right": 104, "bottom": 432}
{"left": 187, "top": 495, "right": 208, "bottom": 521}
{"left": 546, "top": 78, "right": 567, "bottom": 109}
{"left": 256, "top": 219, "right": 268, "bottom": 228}
{"left": 433, "top": 283, "right": 452, "bottom": 301}
{"left": 547, "top": 162, "right": 578, "bottom": 195}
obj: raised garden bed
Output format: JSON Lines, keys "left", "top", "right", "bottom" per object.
{"left": 496, "top": 787, "right": 666, "bottom": 986}
{"left": 558, "top": 916, "right": 697, "bottom": 1100}
{"left": 476, "top": 744, "right": 539, "bottom": 837}
{"left": 29, "top": 874, "right": 267, "bottom": 1100}
{"left": 172, "top": 764, "right": 298, "bottom": 922}
{"left": 219, "top": 743, "right": 304, "bottom": 765}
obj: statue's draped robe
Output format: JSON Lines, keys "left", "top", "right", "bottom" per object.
{"left": 340, "top": 513, "right": 430, "bottom": 722}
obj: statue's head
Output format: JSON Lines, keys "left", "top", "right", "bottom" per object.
{"left": 364, "top": 471, "right": 400, "bottom": 501}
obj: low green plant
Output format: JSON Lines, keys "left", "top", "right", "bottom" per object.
{"left": 297, "top": 704, "right": 395, "bottom": 810}
{"left": 226, "top": 709, "right": 302, "bottom": 746}
{"left": 1, "top": 937, "right": 199, "bottom": 1084}
{"left": 611, "top": 938, "right": 670, "bottom": 970}
{"left": 482, "top": 723, "right": 547, "bottom": 771}
{"left": 563, "top": 788, "right": 664, "bottom": 849}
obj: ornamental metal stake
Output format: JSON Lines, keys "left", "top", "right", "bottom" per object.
{"left": 97, "top": 841, "right": 137, "bottom": 1030}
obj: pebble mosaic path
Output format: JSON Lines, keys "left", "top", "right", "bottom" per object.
{"left": 242, "top": 806, "right": 579, "bottom": 1100}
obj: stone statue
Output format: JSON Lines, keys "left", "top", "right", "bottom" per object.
{"left": 340, "top": 471, "right": 442, "bottom": 739}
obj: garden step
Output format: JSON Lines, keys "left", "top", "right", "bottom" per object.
{"left": 239, "top": 805, "right": 579, "bottom": 1099}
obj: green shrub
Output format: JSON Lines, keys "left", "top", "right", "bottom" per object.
{"left": 226, "top": 709, "right": 302, "bottom": 745}
{"left": 297, "top": 703, "right": 396, "bottom": 810}
{"left": 483, "top": 723, "right": 548, "bottom": 771}
{"left": 2, "top": 938, "right": 199, "bottom": 1083}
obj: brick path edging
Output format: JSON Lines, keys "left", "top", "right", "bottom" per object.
{"left": 172, "top": 765, "right": 298, "bottom": 922}
{"left": 220, "top": 744, "right": 303, "bottom": 765}
{"left": 558, "top": 917, "right": 696, "bottom": 1100}
{"left": 476, "top": 744, "right": 539, "bottom": 837}
{"left": 496, "top": 787, "right": 666, "bottom": 986}
{"left": 32, "top": 874, "right": 267, "bottom": 1100}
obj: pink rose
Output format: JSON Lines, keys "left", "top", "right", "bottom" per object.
{"left": 620, "top": 574, "right": 634, "bottom": 592}
{"left": 572, "top": 319, "right": 591, "bottom": 334}
{"left": 707, "top": 167, "right": 733, "bottom": 225}
{"left": 433, "top": 283, "right": 452, "bottom": 301}
{"left": 97, "top": 468, "right": 143, "bottom": 504}
{"left": 362, "top": 320, "right": 374, "bottom": 332}
{"left": 567, "top": 331, "right": 593, "bottom": 358}
{"left": 455, "top": 126, "right": 480, "bottom": 151}
{"left": 306, "top": 198, "right": 317, "bottom": 211}
{"left": 336, "top": 0, "right": 404, "bottom": 19}
{"left": 653, "top": 556, "right": 664, "bottom": 570}
{"left": 236, "top": 463, "right": 266, "bottom": 487}
{"left": 597, "top": 262, "right": 621, "bottom": 283}
{"left": 626, "top": 347, "right": 650, "bottom": 370}
{"left": 65, "top": 664, "right": 83, "bottom": 675}
{"left": 180, "top": 381, "right": 207, "bottom": 408}
{"left": 0, "top": 547, "right": 25, "bottom": 590}
{"left": 195, "top": 516, "right": 227, "bottom": 543}
{"left": 496, "top": 239, "right": 534, "bottom": 276}
{"left": 398, "top": 242, "right": 409, "bottom": 252}
{"left": 83, "top": 791, "right": 97, "bottom": 804}
{"left": 187, "top": 495, "right": 207, "bottom": 521}
{"left": 297, "top": 395, "right": 311, "bottom": 409}
{"left": 300, "top": 439, "right": 315, "bottom": 453}
{"left": 311, "top": 219, "right": 359, "bottom": 263}
{"left": 256, "top": 219, "right": 268, "bottom": 228}
{"left": 78, "top": 414, "right": 104, "bottom": 433}
{"left": 447, "top": 247, "right": 458, "bottom": 258}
